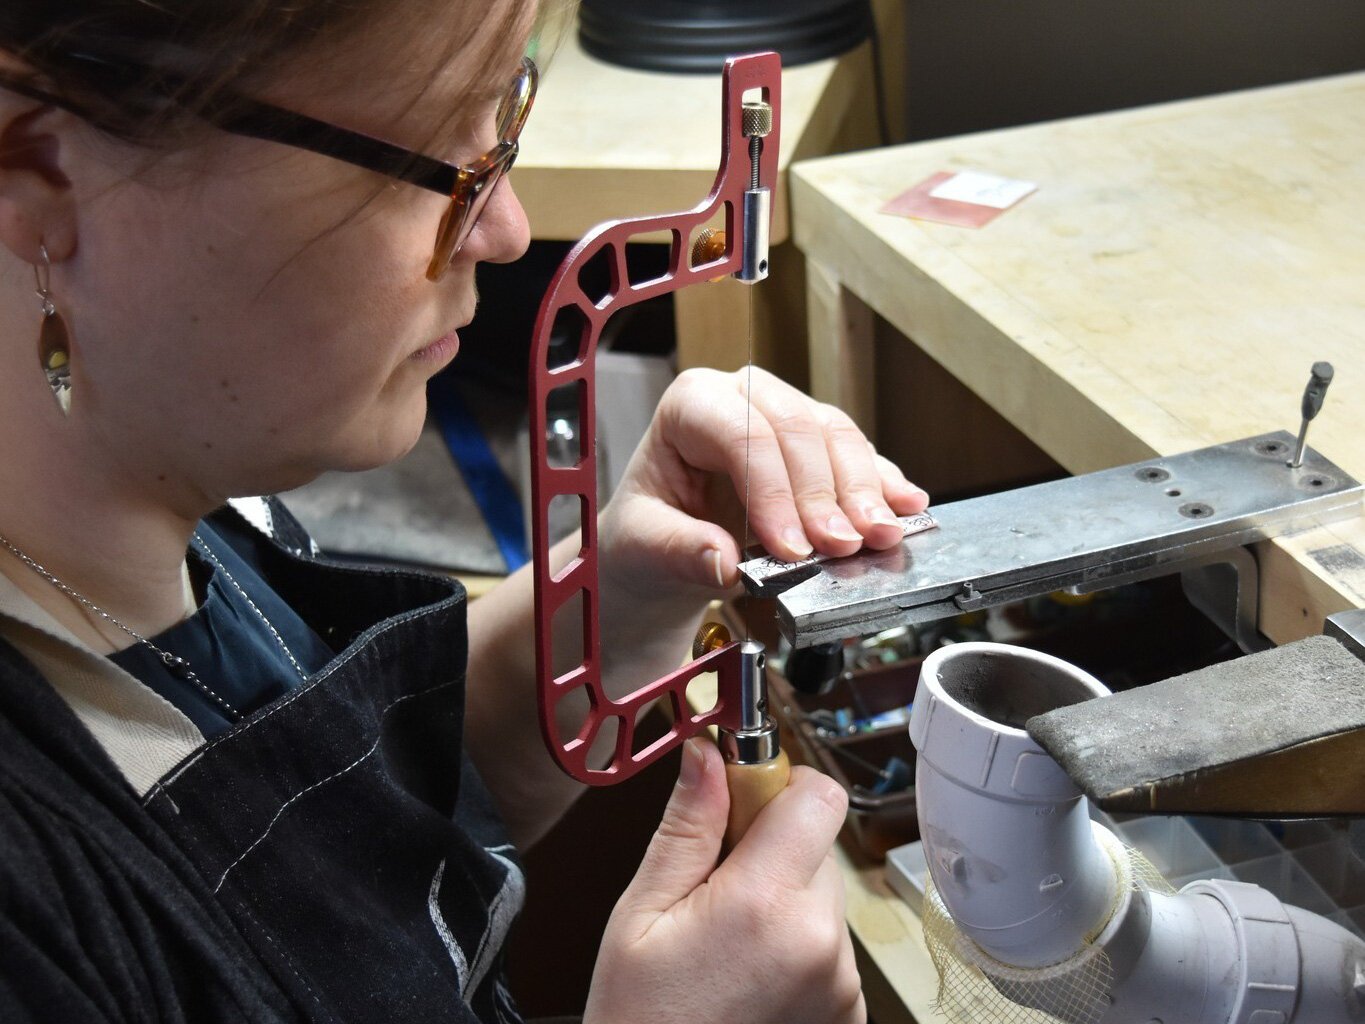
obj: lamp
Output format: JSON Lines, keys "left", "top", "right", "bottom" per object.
{"left": 578, "top": 0, "right": 873, "bottom": 72}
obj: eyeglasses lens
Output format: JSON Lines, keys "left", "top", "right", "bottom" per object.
{"left": 427, "top": 61, "right": 535, "bottom": 279}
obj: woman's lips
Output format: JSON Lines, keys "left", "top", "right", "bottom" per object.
{"left": 412, "top": 330, "right": 460, "bottom": 364}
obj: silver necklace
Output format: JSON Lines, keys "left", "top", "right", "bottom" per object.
{"left": 191, "top": 534, "right": 307, "bottom": 681}
{"left": 0, "top": 532, "right": 242, "bottom": 720}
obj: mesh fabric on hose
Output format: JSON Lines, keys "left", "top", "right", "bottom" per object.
{"left": 923, "top": 837, "right": 1174, "bottom": 1024}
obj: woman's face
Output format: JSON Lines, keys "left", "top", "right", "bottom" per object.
{"left": 47, "top": 5, "right": 533, "bottom": 505}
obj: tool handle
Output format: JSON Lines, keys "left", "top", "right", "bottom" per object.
{"left": 723, "top": 749, "right": 792, "bottom": 851}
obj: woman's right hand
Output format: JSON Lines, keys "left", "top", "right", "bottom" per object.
{"left": 583, "top": 739, "right": 866, "bottom": 1024}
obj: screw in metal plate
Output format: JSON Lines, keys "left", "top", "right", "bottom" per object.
{"left": 1178, "top": 502, "right": 1215, "bottom": 519}
{"left": 1135, "top": 467, "right": 1171, "bottom": 483}
{"left": 1298, "top": 473, "right": 1335, "bottom": 491}
{"left": 1254, "top": 440, "right": 1290, "bottom": 458}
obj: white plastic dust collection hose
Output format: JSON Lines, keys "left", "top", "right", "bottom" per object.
{"left": 909, "top": 641, "right": 1365, "bottom": 1024}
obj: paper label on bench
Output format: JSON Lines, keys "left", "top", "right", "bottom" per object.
{"left": 929, "top": 171, "right": 1037, "bottom": 209}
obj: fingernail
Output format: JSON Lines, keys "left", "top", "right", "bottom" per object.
{"left": 679, "top": 738, "right": 706, "bottom": 789}
{"left": 826, "top": 514, "right": 863, "bottom": 543}
{"left": 707, "top": 547, "right": 727, "bottom": 588}
{"left": 867, "top": 506, "right": 900, "bottom": 527}
{"left": 782, "top": 527, "right": 814, "bottom": 560}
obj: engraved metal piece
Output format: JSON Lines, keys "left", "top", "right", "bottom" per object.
{"left": 739, "top": 513, "right": 938, "bottom": 599}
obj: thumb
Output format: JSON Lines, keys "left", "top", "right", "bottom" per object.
{"left": 606, "top": 494, "right": 743, "bottom": 592}
{"left": 618, "top": 738, "right": 730, "bottom": 922}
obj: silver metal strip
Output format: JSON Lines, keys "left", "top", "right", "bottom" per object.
{"left": 739, "top": 432, "right": 1362, "bottom": 647}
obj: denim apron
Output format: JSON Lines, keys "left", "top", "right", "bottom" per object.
{"left": 138, "top": 513, "right": 525, "bottom": 1024}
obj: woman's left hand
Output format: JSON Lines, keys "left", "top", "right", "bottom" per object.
{"left": 470, "top": 367, "right": 928, "bottom": 847}
{"left": 599, "top": 366, "right": 929, "bottom": 609}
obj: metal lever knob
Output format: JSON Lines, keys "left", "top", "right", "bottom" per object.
{"left": 693, "top": 620, "right": 731, "bottom": 659}
{"left": 688, "top": 227, "right": 728, "bottom": 276}
{"left": 1302, "top": 361, "right": 1335, "bottom": 421}
{"left": 1291, "top": 360, "right": 1334, "bottom": 468}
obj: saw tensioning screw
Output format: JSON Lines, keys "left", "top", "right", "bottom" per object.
{"left": 741, "top": 100, "right": 773, "bottom": 139}
{"left": 742, "top": 100, "right": 773, "bottom": 187}
{"left": 737, "top": 99, "right": 773, "bottom": 283}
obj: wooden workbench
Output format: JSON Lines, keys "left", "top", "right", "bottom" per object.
{"left": 515, "top": 8, "right": 903, "bottom": 377}
{"left": 792, "top": 72, "right": 1365, "bottom": 649}
{"left": 781, "top": 73, "right": 1365, "bottom": 1023}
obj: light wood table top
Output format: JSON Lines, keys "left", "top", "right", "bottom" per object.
{"left": 793, "top": 72, "right": 1365, "bottom": 647}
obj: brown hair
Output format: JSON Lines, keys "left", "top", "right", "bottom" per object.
{"left": 0, "top": 0, "right": 559, "bottom": 149}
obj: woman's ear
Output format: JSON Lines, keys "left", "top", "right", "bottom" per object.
{"left": 0, "top": 91, "right": 79, "bottom": 266}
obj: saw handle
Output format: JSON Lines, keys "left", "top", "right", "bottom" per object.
{"left": 723, "top": 748, "right": 792, "bottom": 852}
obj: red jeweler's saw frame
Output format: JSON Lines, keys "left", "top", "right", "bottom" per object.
{"left": 527, "top": 52, "right": 781, "bottom": 785}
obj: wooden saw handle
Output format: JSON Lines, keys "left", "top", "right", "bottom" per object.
{"left": 723, "top": 748, "right": 792, "bottom": 851}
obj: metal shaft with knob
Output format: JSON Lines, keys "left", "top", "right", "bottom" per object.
{"left": 1290, "top": 361, "right": 1334, "bottom": 469}
{"left": 737, "top": 99, "right": 773, "bottom": 284}
{"left": 687, "top": 98, "right": 774, "bottom": 283}
{"left": 694, "top": 622, "right": 790, "bottom": 850}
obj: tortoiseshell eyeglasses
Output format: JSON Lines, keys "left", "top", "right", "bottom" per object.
{"left": 0, "top": 53, "right": 538, "bottom": 281}
{"left": 215, "top": 56, "right": 538, "bottom": 280}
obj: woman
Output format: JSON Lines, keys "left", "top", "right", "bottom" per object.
{"left": 0, "top": 1, "right": 929, "bottom": 1021}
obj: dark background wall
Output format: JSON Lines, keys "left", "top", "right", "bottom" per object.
{"left": 898, "top": 1, "right": 1365, "bottom": 142}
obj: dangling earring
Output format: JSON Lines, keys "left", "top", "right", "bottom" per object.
{"left": 34, "top": 244, "right": 72, "bottom": 416}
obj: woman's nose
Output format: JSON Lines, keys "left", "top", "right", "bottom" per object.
{"left": 468, "top": 174, "right": 531, "bottom": 266}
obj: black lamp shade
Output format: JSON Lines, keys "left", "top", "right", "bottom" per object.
{"left": 579, "top": 0, "right": 873, "bottom": 73}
